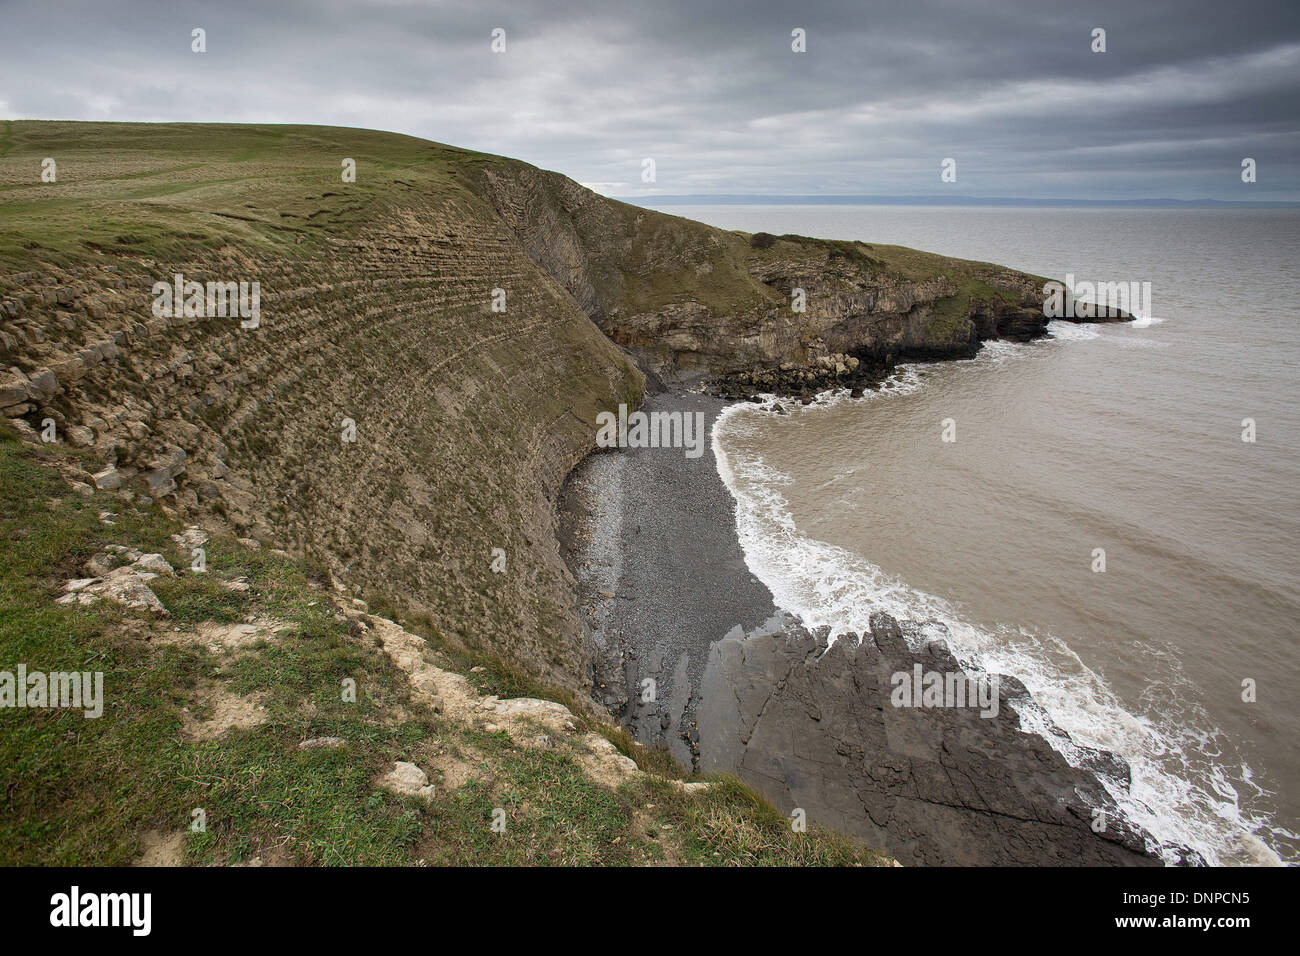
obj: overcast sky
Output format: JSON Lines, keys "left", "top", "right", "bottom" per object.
{"left": 2, "top": 0, "right": 1298, "bottom": 200}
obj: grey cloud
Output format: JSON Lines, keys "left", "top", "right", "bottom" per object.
{"left": 1, "top": 0, "right": 1297, "bottom": 199}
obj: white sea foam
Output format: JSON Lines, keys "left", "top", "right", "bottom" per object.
{"left": 711, "top": 360, "right": 1287, "bottom": 867}
{"left": 1046, "top": 320, "right": 1102, "bottom": 341}
{"left": 1046, "top": 318, "right": 1167, "bottom": 347}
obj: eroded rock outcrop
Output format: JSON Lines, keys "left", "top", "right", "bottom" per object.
{"left": 1, "top": 123, "right": 648, "bottom": 696}
{"left": 476, "top": 163, "right": 1068, "bottom": 389}
{"left": 696, "top": 611, "right": 1198, "bottom": 866}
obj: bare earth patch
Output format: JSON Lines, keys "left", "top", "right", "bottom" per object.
{"left": 232, "top": 842, "right": 296, "bottom": 867}
{"left": 181, "top": 687, "right": 268, "bottom": 740}
{"left": 155, "top": 618, "right": 293, "bottom": 654}
{"left": 428, "top": 752, "right": 477, "bottom": 791}
{"left": 135, "top": 830, "right": 185, "bottom": 867}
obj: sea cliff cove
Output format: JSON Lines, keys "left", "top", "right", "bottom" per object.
{"left": 0, "top": 0, "right": 1293, "bottom": 935}
{"left": 3, "top": 117, "right": 1181, "bottom": 871}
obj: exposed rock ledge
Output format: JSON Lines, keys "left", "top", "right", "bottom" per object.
{"left": 696, "top": 611, "right": 1204, "bottom": 867}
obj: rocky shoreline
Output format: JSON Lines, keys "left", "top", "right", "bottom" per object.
{"left": 708, "top": 305, "right": 1133, "bottom": 403}
{"left": 559, "top": 387, "right": 1198, "bottom": 866}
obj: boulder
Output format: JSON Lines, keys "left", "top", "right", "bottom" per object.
{"left": 171, "top": 527, "right": 209, "bottom": 550}
{"left": 145, "top": 444, "right": 187, "bottom": 478}
{"left": 50, "top": 357, "right": 87, "bottom": 384}
{"left": 379, "top": 761, "right": 436, "bottom": 800}
{"left": 145, "top": 471, "right": 176, "bottom": 497}
{"left": 490, "top": 697, "right": 574, "bottom": 721}
{"left": 91, "top": 466, "right": 122, "bottom": 491}
{"left": 25, "top": 369, "right": 57, "bottom": 403}
{"left": 134, "top": 553, "right": 174, "bottom": 575}
{"left": 0, "top": 375, "right": 29, "bottom": 407}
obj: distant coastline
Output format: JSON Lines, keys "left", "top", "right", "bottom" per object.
{"left": 617, "top": 194, "right": 1300, "bottom": 208}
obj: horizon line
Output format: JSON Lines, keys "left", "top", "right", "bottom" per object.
{"left": 612, "top": 194, "right": 1300, "bottom": 208}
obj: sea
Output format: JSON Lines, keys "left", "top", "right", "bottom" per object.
{"left": 655, "top": 204, "right": 1300, "bottom": 866}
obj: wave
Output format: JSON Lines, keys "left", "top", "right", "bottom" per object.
{"left": 711, "top": 359, "right": 1289, "bottom": 867}
{"left": 1046, "top": 319, "right": 1167, "bottom": 348}
{"left": 1046, "top": 320, "right": 1103, "bottom": 341}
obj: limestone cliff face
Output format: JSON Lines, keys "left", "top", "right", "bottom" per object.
{"left": 0, "top": 123, "right": 642, "bottom": 693}
{"left": 0, "top": 120, "right": 1056, "bottom": 692}
{"left": 471, "top": 161, "right": 1053, "bottom": 384}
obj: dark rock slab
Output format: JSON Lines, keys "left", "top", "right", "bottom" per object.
{"left": 697, "top": 611, "right": 1167, "bottom": 866}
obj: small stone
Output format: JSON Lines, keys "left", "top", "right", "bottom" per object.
{"left": 145, "top": 470, "right": 176, "bottom": 497}
{"left": 378, "top": 761, "right": 436, "bottom": 800}
{"left": 133, "top": 553, "right": 174, "bottom": 575}
{"left": 7, "top": 418, "right": 38, "bottom": 441}
{"left": 171, "top": 526, "right": 209, "bottom": 550}
{"left": 25, "top": 369, "right": 57, "bottom": 402}
{"left": 0, "top": 374, "right": 29, "bottom": 407}
{"left": 91, "top": 466, "right": 122, "bottom": 491}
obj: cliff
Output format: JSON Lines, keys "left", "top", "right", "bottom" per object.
{"left": 1, "top": 120, "right": 1059, "bottom": 692}
{"left": 475, "top": 159, "right": 1057, "bottom": 392}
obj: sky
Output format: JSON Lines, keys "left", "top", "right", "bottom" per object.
{"left": 1, "top": 0, "right": 1298, "bottom": 201}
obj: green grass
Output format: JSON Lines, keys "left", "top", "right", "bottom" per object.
{"left": 0, "top": 121, "right": 479, "bottom": 269}
{"left": 640, "top": 775, "right": 892, "bottom": 866}
{"left": 0, "top": 426, "right": 892, "bottom": 866}
{"left": 420, "top": 730, "right": 653, "bottom": 865}
{"left": 0, "top": 425, "right": 437, "bottom": 865}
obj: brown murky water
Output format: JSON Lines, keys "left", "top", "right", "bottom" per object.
{"left": 678, "top": 205, "right": 1300, "bottom": 865}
